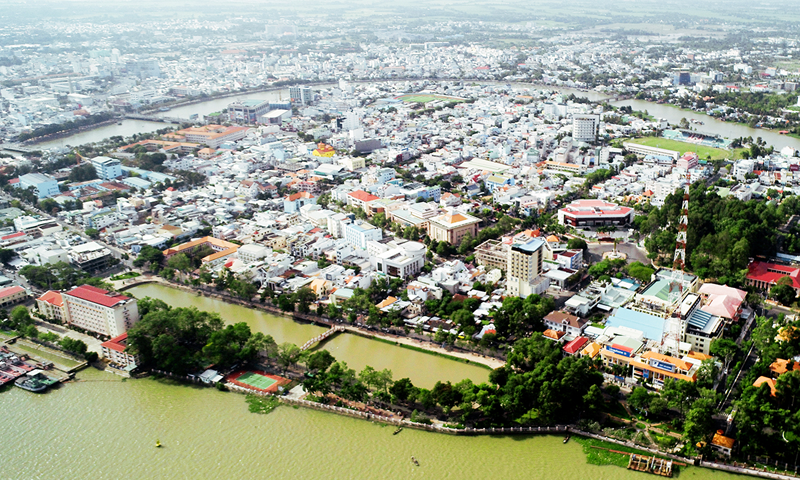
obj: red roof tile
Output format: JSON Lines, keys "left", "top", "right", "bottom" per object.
{"left": 64, "top": 285, "right": 130, "bottom": 308}
{"left": 101, "top": 333, "right": 129, "bottom": 353}
{"left": 0, "top": 286, "right": 24, "bottom": 299}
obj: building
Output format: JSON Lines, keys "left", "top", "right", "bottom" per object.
{"left": 165, "top": 125, "right": 249, "bottom": 148}
{"left": 343, "top": 221, "right": 383, "bottom": 250}
{"left": 237, "top": 244, "right": 271, "bottom": 264}
{"left": 90, "top": 156, "right": 122, "bottom": 180}
{"left": 346, "top": 190, "right": 380, "bottom": 211}
{"left": 622, "top": 142, "right": 680, "bottom": 160}
{"left": 556, "top": 249, "right": 583, "bottom": 270}
{"left": 15, "top": 173, "right": 60, "bottom": 199}
{"left": 100, "top": 333, "right": 141, "bottom": 368}
{"left": 711, "top": 433, "right": 735, "bottom": 457}
{"left": 0, "top": 285, "right": 27, "bottom": 308}
{"left": 284, "top": 191, "right": 317, "bottom": 213}
{"left": 557, "top": 199, "right": 635, "bottom": 227}
{"left": 475, "top": 239, "right": 508, "bottom": 271}
{"left": 163, "top": 236, "right": 239, "bottom": 268}
{"left": 36, "top": 290, "right": 65, "bottom": 322}
{"left": 746, "top": 261, "right": 800, "bottom": 294}
{"left": 69, "top": 241, "right": 113, "bottom": 271}
{"left": 259, "top": 109, "right": 291, "bottom": 125}
{"left": 543, "top": 311, "right": 588, "bottom": 337}
{"left": 227, "top": 100, "right": 271, "bottom": 124}
{"left": 630, "top": 351, "right": 700, "bottom": 388}
{"left": 427, "top": 212, "right": 480, "bottom": 245}
{"left": 289, "top": 85, "right": 313, "bottom": 105}
{"left": 62, "top": 285, "right": 139, "bottom": 338}
{"left": 376, "top": 245, "right": 424, "bottom": 278}
{"left": 676, "top": 152, "right": 699, "bottom": 170}
{"left": 506, "top": 237, "right": 545, "bottom": 298}
{"left": 573, "top": 114, "right": 599, "bottom": 143}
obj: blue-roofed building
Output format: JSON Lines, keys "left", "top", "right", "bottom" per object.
{"left": 485, "top": 174, "right": 515, "bottom": 192}
{"left": 122, "top": 177, "right": 152, "bottom": 190}
{"left": 605, "top": 307, "right": 666, "bottom": 341}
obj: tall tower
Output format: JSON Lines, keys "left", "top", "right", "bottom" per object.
{"left": 668, "top": 173, "right": 691, "bottom": 306}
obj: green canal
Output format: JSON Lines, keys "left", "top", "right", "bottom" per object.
{"left": 1, "top": 284, "right": 744, "bottom": 479}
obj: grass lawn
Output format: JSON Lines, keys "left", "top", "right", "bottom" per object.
{"left": 572, "top": 436, "right": 656, "bottom": 468}
{"left": 602, "top": 400, "right": 632, "bottom": 420}
{"left": 111, "top": 272, "right": 140, "bottom": 281}
{"left": 627, "top": 137, "right": 748, "bottom": 161}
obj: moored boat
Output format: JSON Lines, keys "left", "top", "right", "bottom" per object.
{"left": 14, "top": 370, "right": 57, "bottom": 393}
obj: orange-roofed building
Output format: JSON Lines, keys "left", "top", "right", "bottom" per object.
{"left": 711, "top": 433, "right": 735, "bottom": 457}
{"left": 100, "top": 333, "right": 140, "bottom": 368}
{"left": 36, "top": 290, "right": 65, "bottom": 322}
{"left": 542, "top": 329, "right": 566, "bottom": 341}
{"left": 770, "top": 358, "right": 800, "bottom": 376}
{"left": 163, "top": 236, "right": 239, "bottom": 268}
{"left": 376, "top": 296, "right": 398, "bottom": 309}
{"left": 0, "top": 285, "right": 27, "bottom": 308}
{"left": 427, "top": 211, "right": 480, "bottom": 245}
{"left": 753, "top": 376, "right": 777, "bottom": 396}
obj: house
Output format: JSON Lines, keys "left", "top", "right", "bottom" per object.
{"left": 710, "top": 433, "right": 735, "bottom": 457}
{"left": 284, "top": 191, "right": 317, "bottom": 214}
{"left": 563, "top": 336, "right": 589, "bottom": 356}
{"left": 0, "top": 285, "right": 27, "bottom": 308}
{"left": 543, "top": 311, "right": 588, "bottom": 337}
{"left": 100, "top": 333, "right": 140, "bottom": 368}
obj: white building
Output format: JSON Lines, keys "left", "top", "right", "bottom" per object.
{"left": 343, "top": 221, "right": 383, "bottom": 250}
{"left": 62, "top": 285, "right": 139, "bottom": 338}
{"left": 572, "top": 114, "right": 599, "bottom": 143}
{"left": 237, "top": 244, "right": 271, "bottom": 264}
{"left": 91, "top": 156, "right": 122, "bottom": 180}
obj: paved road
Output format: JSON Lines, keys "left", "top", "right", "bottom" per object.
{"left": 586, "top": 242, "right": 650, "bottom": 265}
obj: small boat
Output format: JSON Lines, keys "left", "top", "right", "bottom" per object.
{"left": 563, "top": 434, "right": 571, "bottom": 444}
{"left": 411, "top": 456, "right": 419, "bottom": 466}
{"left": 393, "top": 427, "right": 403, "bottom": 435}
{"left": 155, "top": 439, "right": 162, "bottom": 448}
{"left": 117, "top": 121, "right": 123, "bottom": 125}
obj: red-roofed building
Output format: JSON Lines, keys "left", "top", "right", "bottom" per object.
{"left": 557, "top": 199, "right": 634, "bottom": 227}
{"left": 36, "top": 290, "right": 65, "bottom": 322}
{"left": 100, "top": 333, "right": 140, "bottom": 368}
{"left": 563, "top": 336, "right": 589, "bottom": 356}
{"left": 62, "top": 285, "right": 139, "bottom": 337}
{"left": 746, "top": 261, "right": 800, "bottom": 293}
{"left": 0, "top": 285, "right": 26, "bottom": 307}
{"left": 346, "top": 190, "right": 380, "bottom": 211}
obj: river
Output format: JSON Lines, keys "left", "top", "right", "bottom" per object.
{"left": 127, "top": 283, "right": 489, "bottom": 389}
{"left": 611, "top": 98, "right": 800, "bottom": 151}
{"left": 2, "top": 367, "right": 739, "bottom": 480}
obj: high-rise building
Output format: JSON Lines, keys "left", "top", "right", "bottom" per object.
{"left": 506, "top": 238, "right": 545, "bottom": 298}
{"left": 572, "top": 114, "right": 599, "bottom": 143}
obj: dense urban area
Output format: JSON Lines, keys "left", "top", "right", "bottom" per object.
{"left": 5, "top": 1, "right": 800, "bottom": 478}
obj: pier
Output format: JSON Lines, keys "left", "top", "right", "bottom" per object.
{"left": 628, "top": 453, "right": 674, "bottom": 477}
{"left": 0, "top": 143, "right": 38, "bottom": 154}
{"left": 300, "top": 326, "right": 344, "bottom": 351}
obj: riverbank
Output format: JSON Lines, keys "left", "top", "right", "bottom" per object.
{"left": 25, "top": 118, "right": 121, "bottom": 146}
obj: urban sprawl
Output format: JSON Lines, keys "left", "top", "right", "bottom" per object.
{"left": 3, "top": 8, "right": 800, "bottom": 478}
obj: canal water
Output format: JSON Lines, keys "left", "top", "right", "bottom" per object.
{"left": 127, "top": 283, "right": 489, "bottom": 388}
{"left": 33, "top": 119, "right": 167, "bottom": 149}
{"left": 2, "top": 367, "right": 739, "bottom": 480}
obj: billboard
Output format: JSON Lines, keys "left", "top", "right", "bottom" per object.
{"left": 650, "top": 359, "right": 675, "bottom": 372}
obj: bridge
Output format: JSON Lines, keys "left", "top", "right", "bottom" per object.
{"left": 0, "top": 143, "right": 39, "bottom": 154}
{"left": 124, "top": 114, "right": 189, "bottom": 124}
{"left": 300, "top": 326, "right": 344, "bottom": 351}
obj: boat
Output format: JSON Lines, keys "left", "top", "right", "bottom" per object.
{"left": 14, "top": 370, "right": 58, "bottom": 393}
{"left": 158, "top": 107, "right": 171, "bottom": 112}
{"left": 563, "top": 434, "right": 571, "bottom": 444}
{"left": 393, "top": 427, "right": 403, "bottom": 435}
{"left": 117, "top": 121, "right": 123, "bottom": 125}
{"left": 411, "top": 456, "right": 419, "bottom": 466}
{"left": 155, "top": 439, "right": 162, "bottom": 448}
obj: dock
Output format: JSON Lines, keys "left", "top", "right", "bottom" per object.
{"left": 628, "top": 454, "right": 673, "bottom": 477}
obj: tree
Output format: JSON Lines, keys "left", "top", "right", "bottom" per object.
{"left": 294, "top": 287, "right": 317, "bottom": 314}
{"left": 566, "top": 237, "right": 587, "bottom": 253}
{"left": 359, "top": 366, "right": 393, "bottom": 394}
{"left": 133, "top": 246, "right": 164, "bottom": 271}
{"left": 137, "top": 297, "right": 171, "bottom": 317}
{"left": 389, "top": 377, "right": 416, "bottom": 402}
{"left": 771, "top": 276, "right": 797, "bottom": 306}
{"left": 202, "top": 322, "right": 255, "bottom": 368}
{"left": 627, "top": 386, "right": 652, "bottom": 413}
{"left": 582, "top": 384, "right": 604, "bottom": 417}
{"left": 709, "top": 338, "right": 738, "bottom": 371}
{"left": 84, "top": 228, "right": 99, "bottom": 239}
{"left": 10, "top": 305, "right": 33, "bottom": 331}
{"left": 167, "top": 253, "right": 192, "bottom": 273}
{"left": 696, "top": 359, "right": 720, "bottom": 389}
{"left": 276, "top": 343, "right": 301, "bottom": 374}
{"left": 0, "top": 248, "right": 16, "bottom": 264}
{"left": 306, "top": 349, "right": 336, "bottom": 373}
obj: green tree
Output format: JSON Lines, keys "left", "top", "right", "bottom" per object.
{"left": 84, "top": 228, "right": 99, "bottom": 239}
{"left": 276, "top": 343, "right": 301, "bottom": 374}
{"left": 133, "top": 246, "right": 164, "bottom": 271}
{"left": 709, "top": 338, "right": 738, "bottom": 371}
{"left": 389, "top": 377, "right": 417, "bottom": 402}
{"left": 306, "top": 349, "right": 336, "bottom": 373}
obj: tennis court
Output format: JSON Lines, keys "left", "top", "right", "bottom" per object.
{"left": 236, "top": 372, "right": 277, "bottom": 390}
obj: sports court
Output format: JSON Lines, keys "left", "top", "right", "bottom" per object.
{"left": 227, "top": 369, "right": 290, "bottom": 393}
